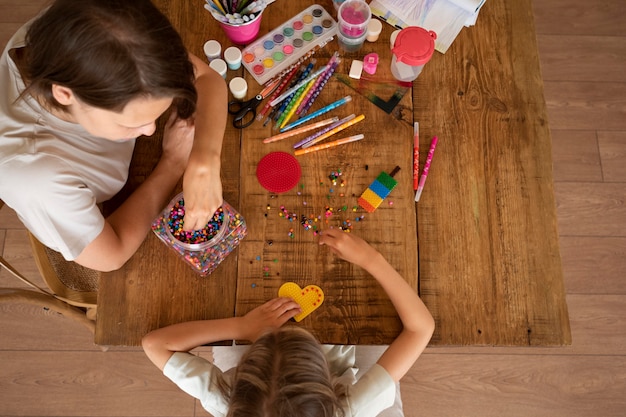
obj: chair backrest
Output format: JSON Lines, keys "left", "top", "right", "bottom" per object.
{"left": 0, "top": 199, "right": 98, "bottom": 317}
{"left": 28, "top": 233, "right": 98, "bottom": 307}
{"left": 0, "top": 287, "right": 95, "bottom": 333}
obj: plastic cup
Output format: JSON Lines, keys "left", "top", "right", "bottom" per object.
{"left": 219, "top": 11, "right": 263, "bottom": 45}
{"left": 366, "top": 18, "right": 382, "bottom": 42}
{"left": 391, "top": 27, "right": 437, "bottom": 82}
{"left": 337, "top": 0, "right": 371, "bottom": 52}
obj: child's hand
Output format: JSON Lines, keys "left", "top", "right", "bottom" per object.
{"left": 240, "top": 297, "right": 301, "bottom": 342}
{"left": 318, "top": 228, "right": 379, "bottom": 269}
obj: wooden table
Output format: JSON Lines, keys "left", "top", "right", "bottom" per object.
{"left": 95, "top": 0, "right": 571, "bottom": 347}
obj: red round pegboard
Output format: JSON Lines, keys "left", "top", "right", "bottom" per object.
{"left": 256, "top": 151, "right": 301, "bottom": 193}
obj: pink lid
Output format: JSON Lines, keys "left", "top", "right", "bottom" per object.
{"left": 392, "top": 27, "right": 437, "bottom": 66}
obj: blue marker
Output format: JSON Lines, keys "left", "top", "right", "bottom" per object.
{"left": 280, "top": 95, "right": 352, "bottom": 132}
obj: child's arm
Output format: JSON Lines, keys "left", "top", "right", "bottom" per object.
{"left": 318, "top": 228, "right": 435, "bottom": 382}
{"left": 142, "top": 297, "right": 301, "bottom": 371}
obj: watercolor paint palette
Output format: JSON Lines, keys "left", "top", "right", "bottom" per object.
{"left": 241, "top": 4, "right": 338, "bottom": 85}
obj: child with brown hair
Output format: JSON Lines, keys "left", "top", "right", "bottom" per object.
{"left": 143, "top": 228, "right": 435, "bottom": 417}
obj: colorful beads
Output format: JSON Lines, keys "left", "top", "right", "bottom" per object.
{"left": 167, "top": 199, "right": 224, "bottom": 244}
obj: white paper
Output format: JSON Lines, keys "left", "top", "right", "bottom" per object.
{"left": 370, "top": 0, "right": 486, "bottom": 53}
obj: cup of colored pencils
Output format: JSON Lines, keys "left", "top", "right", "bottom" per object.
{"left": 204, "top": 0, "right": 268, "bottom": 45}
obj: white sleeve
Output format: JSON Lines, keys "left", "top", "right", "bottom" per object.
{"left": 163, "top": 352, "right": 230, "bottom": 417}
{"left": 343, "top": 364, "right": 396, "bottom": 417}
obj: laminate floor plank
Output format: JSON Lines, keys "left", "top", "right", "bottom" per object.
{"left": 0, "top": 351, "right": 196, "bottom": 417}
{"left": 598, "top": 131, "right": 626, "bottom": 182}
{"left": 550, "top": 130, "right": 602, "bottom": 182}
{"left": 560, "top": 237, "right": 626, "bottom": 294}
{"left": 532, "top": 0, "right": 626, "bottom": 36}
{"left": 537, "top": 35, "right": 626, "bottom": 83}
{"left": 555, "top": 182, "right": 626, "bottom": 237}
{"left": 543, "top": 81, "right": 626, "bottom": 131}
{"left": 400, "top": 353, "right": 626, "bottom": 417}
{"left": 0, "top": 229, "right": 44, "bottom": 289}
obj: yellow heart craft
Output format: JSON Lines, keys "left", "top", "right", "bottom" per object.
{"left": 278, "top": 282, "right": 324, "bottom": 322}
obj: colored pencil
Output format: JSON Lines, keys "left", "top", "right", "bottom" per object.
{"left": 272, "top": 62, "right": 315, "bottom": 123}
{"left": 294, "top": 134, "right": 364, "bottom": 156}
{"left": 280, "top": 95, "right": 352, "bottom": 132}
{"left": 293, "top": 114, "right": 355, "bottom": 149}
{"left": 269, "top": 66, "right": 326, "bottom": 107}
{"left": 278, "top": 78, "right": 316, "bottom": 129}
{"left": 263, "top": 117, "right": 338, "bottom": 144}
{"left": 301, "top": 114, "right": 365, "bottom": 149}
{"left": 414, "top": 136, "right": 439, "bottom": 202}
{"left": 296, "top": 53, "right": 339, "bottom": 115}
{"left": 413, "top": 122, "right": 419, "bottom": 191}
{"left": 256, "top": 65, "right": 300, "bottom": 121}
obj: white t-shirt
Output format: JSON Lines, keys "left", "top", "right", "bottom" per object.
{"left": 163, "top": 345, "right": 397, "bottom": 417}
{"left": 0, "top": 21, "right": 135, "bottom": 259}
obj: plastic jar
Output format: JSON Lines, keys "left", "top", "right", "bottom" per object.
{"left": 151, "top": 193, "right": 247, "bottom": 276}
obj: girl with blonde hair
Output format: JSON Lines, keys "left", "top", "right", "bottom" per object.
{"left": 143, "top": 229, "right": 435, "bottom": 417}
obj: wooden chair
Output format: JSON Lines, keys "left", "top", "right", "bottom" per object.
{"left": 0, "top": 200, "right": 99, "bottom": 326}
{"left": 0, "top": 287, "right": 95, "bottom": 334}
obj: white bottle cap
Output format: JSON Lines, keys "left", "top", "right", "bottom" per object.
{"left": 366, "top": 19, "right": 383, "bottom": 42}
{"left": 203, "top": 40, "right": 221, "bottom": 61}
{"left": 223, "top": 46, "right": 242, "bottom": 70}
{"left": 209, "top": 58, "right": 227, "bottom": 78}
{"left": 229, "top": 77, "right": 248, "bottom": 100}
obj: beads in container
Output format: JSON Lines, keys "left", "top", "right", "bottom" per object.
{"left": 151, "top": 193, "right": 247, "bottom": 276}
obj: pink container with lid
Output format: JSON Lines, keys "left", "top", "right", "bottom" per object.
{"left": 338, "top": 0, "right": 371, "bottom": 38}
{"left": 390, "top": 27, "right": 437, "bottom": 82}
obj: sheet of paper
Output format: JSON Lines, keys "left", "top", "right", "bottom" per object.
{"left": 370, "top": 0, "right": 486, "bottom": 53}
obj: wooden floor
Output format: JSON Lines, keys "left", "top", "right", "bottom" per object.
{"left": 1, "top": 0, "right": 625, "bottom": 415}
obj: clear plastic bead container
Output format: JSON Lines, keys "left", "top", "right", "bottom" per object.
{"left": 151, "top": 192, "right": 247, "bottom": 276}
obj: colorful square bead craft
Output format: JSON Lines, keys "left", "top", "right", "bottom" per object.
{"left": 357, "top": 166, "right": 400, "bottom": 213}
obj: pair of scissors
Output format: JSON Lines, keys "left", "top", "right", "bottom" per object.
{"left": 228, "top": 78, "right": 281, "bottom": 128}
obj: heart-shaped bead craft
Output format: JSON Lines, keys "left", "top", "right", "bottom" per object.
{"left": 278, "top": 282, "right": 324, "bottom": 322}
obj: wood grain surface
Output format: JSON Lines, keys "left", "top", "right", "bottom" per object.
{"left": 415, "top": 0, "right": 571, "bottom": 345}
{"left": 233, "top": 0, "right": 417, "bottom": 345}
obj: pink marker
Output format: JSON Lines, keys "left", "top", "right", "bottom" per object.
{"left": 415, "top": 136, "right": 438, "bottom": 202}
